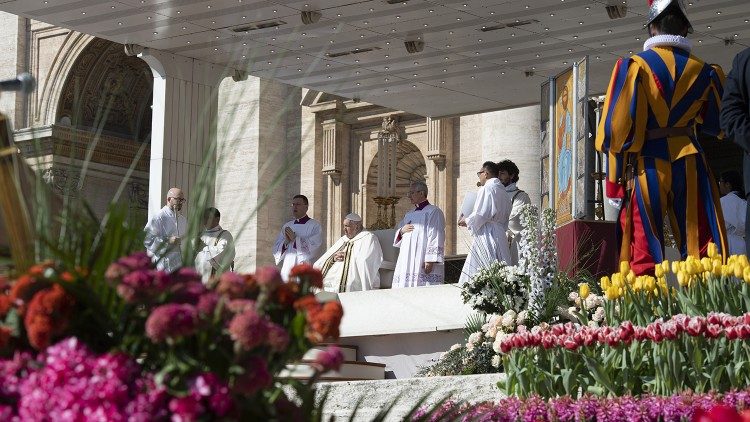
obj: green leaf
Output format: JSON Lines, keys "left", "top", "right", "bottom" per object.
{"left": 582, "top": 354, "right": 618, "bottom": 395}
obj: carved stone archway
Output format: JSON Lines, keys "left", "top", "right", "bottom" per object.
{"left": 56, "top": 38, "right": 153, "bottom": 141}
{"left": 366, "top": 140, "right": 427, "bottom": 226}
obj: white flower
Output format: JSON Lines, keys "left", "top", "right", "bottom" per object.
{"left": 501, "top": 310, "right": 517, "bottom": 327}
{"left": 491, "top": 355, "right": 501, "bottom": 368}
{"left": 516, "top": 310, "right": 528, "bottom": 326}
{"left": 486, "top": 325, "right": 498, "bottom": 338}
{"left": 593, "top": 306, "right": 605, "bottom": 322}
{"left": 568, "top": 291, "right": 579, "bottom": 302}
{"left": 450, "top": 343, "right": 462, "bottom": 351}
{"left": 587, "top": 320, "right": 599, "bottom": 328}
{"left": 584, "top": 295, "right": 598, "bottom": 309}
{"left": 567, "top": 306, "right": 578, "bottom": 316}
{"left": 467, "top": 331, "right": 482, "bottom": 346}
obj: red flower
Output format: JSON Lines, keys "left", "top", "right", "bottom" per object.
{"left": 705, "top": 324, "right": 723, "bottom": 339}
{"left": 145, "top": 303, "right": 199, "bottom": 343}
{"left": 275, "top": 282, "right": 300, "bottom": 308}
{"left": 254, "top": 266, "right": 282, "bottom": 291}
{"left": 618, "top": 321, "right": 635, "bottom": 343}
{"left": 304, "top": 301, "right": 343, "bottom": 343}
{"left": 24, "top": 284, "right": 75, "bottom": 350}
{"left": 686, "top": 317, "right": 706, "bottom": 336}
{"left": 645, "top": 322, "right": 664, "bottom": 342}
{"left": 0, "top": 294, "right": 11, "bottom": 318}
{"left": 0, "top": 326, "right": 11, "bottom": 349}
{"left": 692, "top": 405, "right": 745, "bottom": 422}
{"left": 289, "top": 263, "right": 323, "bottom": 289}
{"left": 234, "top": 356, "right": 272, "bottom": 395}
{"left": 228, "top": 308, "right": 269, "bottom": 350}
{"left": 562, "top": 336, "right": 578, "bottom": 351}
{"left": 216, "top": 272, "right": 246, "bottom": 299}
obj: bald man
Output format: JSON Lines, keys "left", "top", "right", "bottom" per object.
{"left": 313, "top": 213, "right": 383, "bottom": 292}
{"left": 144, "top": 187, "right": 187, "bottom": 272}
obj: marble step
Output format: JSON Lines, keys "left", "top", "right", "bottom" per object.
{"left": 280, "top": 360, "right": 386, "bottom": 381}
{"left": 303, "top": 344, "right": 358, "bottom": 361}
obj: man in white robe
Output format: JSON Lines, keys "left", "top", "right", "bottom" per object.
{"left": 459, "top": 161, "right": 513, "bottom": 285}
{"left": 392, "top": 181, "right": 446, "bottom": 288}
{"left": 195, "top": 207, "right": 236, "bottom": 284}
{"left": 144, "top": 187, "right": 187, "bottom": 272}
{"left": 719, "top": 171, "right": 747, "bottom": 256}
{"left": 314, "top": 213, "right": 383, "bottom": 292}
{"left": 498, "top": 160, "right": 531, "bottom": 265}
{"left": 273, "top": 194, "right": 323, "bottom": 280}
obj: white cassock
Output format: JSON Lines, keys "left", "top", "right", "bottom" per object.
{"left": 195, "top": 225, "right": 236, "bottom": 283}
{"left": 720, "top": 191, "right": 747, "bottom": 256}
{"left": 313, "top": 231, "right": 383, "bottom": 292}
{"left": 273, "top": 216, "right": 323, "bottom": 280}
{"left": 144, "top": 205, "right": 187, "bottom": 273}
{"left": 506, "top": 182, "right": 531, "bottom": 266}
{"left": 392, "top": 202, "right": 446, "bottom": 288}
{"left": 459, "top": 178, "right": 513, "bottom": 285}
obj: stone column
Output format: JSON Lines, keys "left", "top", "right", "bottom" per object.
{"left": 321, "top": 119, "right": 351, "bottom": 244}
{"left": 426, "top": 117, "right": 455, "bottom": 254}
{"left": 126, "top": 45, "right": 227, "bottom": 219}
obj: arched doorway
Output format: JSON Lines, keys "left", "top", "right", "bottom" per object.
{"left": 366, "top": 140, "right": 427, "bottom": 226}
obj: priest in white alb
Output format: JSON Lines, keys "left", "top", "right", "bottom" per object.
{"left": 313, "top": 213, "right": 383, "bottom": 292}
{"left": 144, "top": 187, "right": 187, "bottom": 272}
{"left": 273, "top": 194, "right": 323, "bottom": 280}
{"left": 458, "top": 161, "right": 512, "bottom": 285}
{"left": 195, "top": 207, "right": 235, "bottom": 284}
{"left": 392, "top": 181, "right": 446, "bottom": 288}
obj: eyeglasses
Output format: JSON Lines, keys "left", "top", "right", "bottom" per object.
{"left": 169, "top": 197, "right": 186, "bottom": 203}
{"left": 477, "top": 170, "right": 487, "bottom": 177}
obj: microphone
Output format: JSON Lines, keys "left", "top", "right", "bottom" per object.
{"left": 0, "top": 73, "right": 36, "bottom": 93}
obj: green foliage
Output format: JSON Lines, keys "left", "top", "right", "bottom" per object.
{"left": 463, "top": 312, "right": 486, "bottom": 340}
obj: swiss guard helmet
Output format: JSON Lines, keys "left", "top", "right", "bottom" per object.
{"left": 646, "top": 0, "right": 693, "bottom": 34}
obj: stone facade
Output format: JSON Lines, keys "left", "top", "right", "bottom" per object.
{"left": 0, "top": 12, "right": 542, "bottom": 271}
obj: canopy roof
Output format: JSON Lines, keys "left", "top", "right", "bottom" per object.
{"left": 1, "top": 0, "right": 747, "bottom": 117}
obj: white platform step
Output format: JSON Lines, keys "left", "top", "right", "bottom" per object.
{"left": 280, "top": 360, "right": 386, "bottom": 381}
{"left": 302, "top": 344, "right": 358, "bottom": 361}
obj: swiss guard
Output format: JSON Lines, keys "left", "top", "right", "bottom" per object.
{"left": 595, "top": 0, "right": 727, "bottom": 275}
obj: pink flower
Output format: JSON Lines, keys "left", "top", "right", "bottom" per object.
{"left": 169, "top": 395, "right": 205, "bottom": 422}
{"left": 191, "top": 373, "right": 234, "bottom": 417}
{"left": 687, "top": 317, "right": 706, "bottom": 336}
{"left": 118, "top": 252, "right": 153, "bottom": 271}
{"left": 216, "top": 272, "right": 247, "bottom": 298}
{"left": 314, "top": 345, "right": 345, "bottom": 373}
{"left": 228, "top": 308, "right": 269, "bottom": 350}
{"left": 171, "top": 281, "right": 208, "bottom": 304}
{"left": 618, "top": 321, "right": 635, "bottom": 343}
{"left": 227, "top": 299, "right": 255, "bottom": 314}
{"left": 171, "top": 267, "right": 202, "bottom": 284}
{"left": 706, "top": 324, "right": 723, "bottom": 339}
{"left": 145, "top": 304, "right": 199, "bottom": 342}
{"left": 234, "top": 356, "right": 271, "bottom": 395}
{"left": 254, "top": 266, "right": 282, "bottom": 290}
{"left": 196, "top": 292, "right": 219, "bottom": 317}
{"left": 266, "top": 323, "right": 290, "bottom": 353}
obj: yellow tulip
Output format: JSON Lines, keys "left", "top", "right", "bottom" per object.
{"left": 677, "top": 271, "right": 688, "bottom": 287}
{"left": 579, "top": 283, "right": 590, "bottom": 299}
{"left": 701, "top": 257, "right": 712, "bottom": 272}
{"left": 655, "top": 265, "right": 664, "bottom": 278}
{"left": 661, "top": 260, "right": 670, "bottom": 274}
{"left": 734, "top": 264, "right": 743, "bottom": 279}
{"left": 619, "top": 261, "right": 630, "bottom": 274}
{"left": 600, "top": 276, "right": 611, "bottom": 290}
{"left": 707, "top": 242, "right": 718, "bottom": 259}
{"left": 672, "top": 261, "right": 681, "bottom": 274}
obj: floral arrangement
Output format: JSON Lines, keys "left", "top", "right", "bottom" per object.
{"left": 460, "top": 261, "right": 529, "bottom": 315}
{"left": 0, "top": 254, "right": 343, "bottom": 419}
{"left": 418, "top": 309, "right": 528, "bottom": 377}
{"left": 517, "top": 205, "right": 557, "bottom": 319}
{"left": 566, "top": 283, "right": 606, "bottom": 327}
{"left": 413, "top": 389, "right": 750, "bottom": 422}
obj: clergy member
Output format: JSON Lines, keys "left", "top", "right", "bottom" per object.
{"left": 459, "top": 161, "right": 513, "bottom": 285}
{"left": 273, "top": 194, "right": 323, "bottom": 280}
{"left": 392, "top": 181, "right": 446, "bottom": 288}
{"left": 313, "top": 213, "right": 383, "bottom": 292}
{"left": 498, "top": 159, "right": 531, "bottom": 265}
{"left": 144, "top": 187, "right": 187, "bottom": 272}
{"left": 195, "top": 207, "right": 236, "bottom": 284}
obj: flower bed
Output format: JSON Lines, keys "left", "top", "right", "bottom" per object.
{"left": 413, "top": 389, "right": 750, "bottom": 422}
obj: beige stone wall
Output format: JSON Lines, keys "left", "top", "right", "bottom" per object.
{"left": 216, "top": 76, "right": 303, "bottom": 271}
{"left": 0, "top": 12, "right": 25, "bottom": 128}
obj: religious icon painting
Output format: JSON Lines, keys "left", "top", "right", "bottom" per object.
{"left": 553, "top": 68, "right": 574, "bottom": 226}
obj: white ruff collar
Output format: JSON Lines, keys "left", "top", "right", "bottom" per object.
{"left": 643, "top": 35, "right": 692, "bottom": 52}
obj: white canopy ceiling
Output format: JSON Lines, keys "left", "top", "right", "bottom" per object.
{"left": 1, "top": 0, "right": 748, "bottom": 117}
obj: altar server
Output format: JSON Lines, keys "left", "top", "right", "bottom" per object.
{"left": 273, "top": 195, "right": 323, "bottom": 280}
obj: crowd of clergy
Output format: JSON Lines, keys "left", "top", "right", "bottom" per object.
{"left": 142, "top": 159, "right": 532, "bottom": 292}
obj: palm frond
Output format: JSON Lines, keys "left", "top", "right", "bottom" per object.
{"left": 464, "top": 312, "right": 486, "bottom": 339}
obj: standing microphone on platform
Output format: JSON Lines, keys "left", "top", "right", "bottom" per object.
{"left": 0, "top": 73, "right": 36, "bottom": 93}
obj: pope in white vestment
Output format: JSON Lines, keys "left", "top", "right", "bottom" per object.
{"left": 392, "top": 182, "right": 446, "bottom": 288}
{"left": 314, "top": 214, "right": 383, "bottom": 292}
{"left": 144, "top": 188, "right": 187, "bottom": 273}
{"left": 272, "top": 195, "right": 323, "bottom": 281}
{"left": 459, "top": 170, "right": 513, "bottom": 285}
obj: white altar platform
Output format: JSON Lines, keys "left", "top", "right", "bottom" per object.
{"left": 335, "top": 283, "right": 474, "bottom": 379}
